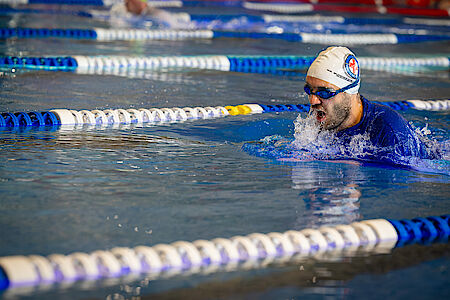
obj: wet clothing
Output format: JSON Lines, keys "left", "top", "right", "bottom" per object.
{"left": 335, "top": 96, "right": 431, "bottom": 162}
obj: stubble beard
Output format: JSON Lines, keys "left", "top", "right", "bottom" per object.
{"left": 322, "top": 95, "right": 352, "bottom": 132}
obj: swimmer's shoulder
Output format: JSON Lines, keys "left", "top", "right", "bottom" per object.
{"left": 362, "top": 97, "right": 432, "bottom": 159}
{"left": 364, "top": 98, "right": 409, "bottom": 131}
{"left": 362, "top": 97, "right": 414, "bottom": 147}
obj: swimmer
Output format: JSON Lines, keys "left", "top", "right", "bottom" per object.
{"left": 304, "top": 46, "right": 432, "bottom": 161}
{"left": 124, "top": 0, "right": 182, "bottom": 27}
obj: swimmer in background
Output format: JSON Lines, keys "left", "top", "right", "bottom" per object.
{"left": 303, "top": 46, "right": 434, "bottom": 163}
{"left": 124, "top": 0, "right": 183, "bottom": 27}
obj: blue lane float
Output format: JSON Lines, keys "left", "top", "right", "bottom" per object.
{"left": 0, "top": 56, "right": 78, "bottom": 71}
{"left": 0, "top": 28, "right": 98, "bottom": 39}
{"left": 1, "top": 27, "right": 450, "bottom": 44}
{"left": 0, "top": 99, "right": 448, "bottom": 129}
{"left": 0, "top": 111, "right": 59, "bottom": 127}
{"left": 0, "top": 214, "right": 447, "bottom": 290}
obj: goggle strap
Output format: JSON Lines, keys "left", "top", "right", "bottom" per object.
{"left": 338, "top": 77, "right": 360, "bottom": 93}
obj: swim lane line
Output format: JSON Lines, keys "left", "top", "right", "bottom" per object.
{"left": 189, "top": 14, "right": 450, "bottom": 27}
{"left": 0, "top": 100, "right": 448, "bottom": 128}
{"left": 1, "top": 27, "right": 449, "bottom": 44}
{"left": 1, "top": 55, "right": 448, "bottom": 73}
{"left": 0, "top": 214, "right": 448, "bottom": 290}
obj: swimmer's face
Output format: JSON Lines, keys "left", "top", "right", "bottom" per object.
{"left": 305, "top": 76, "right": 352, "bottom": 131}
{"left": 125, "top": 0, "right": 148, "bottom": 15}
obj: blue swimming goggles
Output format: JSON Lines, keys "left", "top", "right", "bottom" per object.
{"left": 304, "top": 78, "right": 360, "bottom": 100}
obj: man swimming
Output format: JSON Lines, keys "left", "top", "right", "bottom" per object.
{"left": 304, "top": 46, "right": 432, "bottom": 163}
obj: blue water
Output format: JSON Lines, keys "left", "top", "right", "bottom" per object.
{"left": 0, "top": 3, "right": 449, "bottom": 300}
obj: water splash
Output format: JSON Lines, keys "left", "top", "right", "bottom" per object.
{"left": 291, "top": 114, "right": 377, "bottom": 161}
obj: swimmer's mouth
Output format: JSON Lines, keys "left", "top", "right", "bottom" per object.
{"left": 315, "top": 110, "right": 326, "bottom": 123}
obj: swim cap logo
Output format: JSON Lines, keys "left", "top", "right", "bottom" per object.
{"left": 344, "top": 54, "right": 359, "bottom": 79}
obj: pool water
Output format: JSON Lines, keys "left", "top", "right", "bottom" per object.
{"left": 0, "top": 3, "right": 449, "bottom": 300}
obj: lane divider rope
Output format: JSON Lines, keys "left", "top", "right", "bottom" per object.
{"left": 0, "top": 100, "right": 448, "bottom": 128}
{"left": 0, "top": 214, "right": 447, "bottom": 290}
{"left": 191, "top": 14, "right": 450, "bottom": 27}
{"left": 1, "top": 55, "right": 448, "bottom": 73}
{"left": 242, "top": 1, "right": 450, "bottom": 17}
{"left": 0, "top": 104, "right": 260, "bottom": 127}
{"left": 1, "top": 28, "right": 450, "bottom": 44}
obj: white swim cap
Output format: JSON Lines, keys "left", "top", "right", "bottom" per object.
{"left": 307, "top": 46, "right": 360, "bottom": 94}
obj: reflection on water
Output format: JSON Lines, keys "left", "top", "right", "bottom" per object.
{"left": 291, "top": 163, "right": 362, "bottom": 228}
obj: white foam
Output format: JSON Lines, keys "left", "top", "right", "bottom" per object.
{"left": 292, "top": 114, "right": 376, "bottom": 160}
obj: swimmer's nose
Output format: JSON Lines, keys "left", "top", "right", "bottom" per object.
{"left": 309, "top": 94, "right": 322, "bottom": 106}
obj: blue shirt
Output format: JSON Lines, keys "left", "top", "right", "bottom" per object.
{"left": 335, "top": 96, "right": 432, "bottom": 163}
